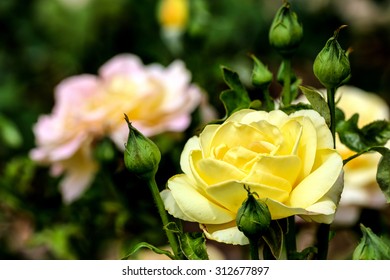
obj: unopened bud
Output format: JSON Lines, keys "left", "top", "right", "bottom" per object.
{"left": 269, "top": 1, "right": 303, "bottom": 57}
{"left": 123, "top": 114, "right": 161, "bottom": 180}
{"left": 251, "top": 54, "right": 273, "bottom": 89}
{"left": 236, "top": 186, "right": 271, "bottom": 239}
{"left": 313, "top": 26, "right": 351, "bottom": 88}
{"left": 353, "top": 224, "right": 390, "bottom": 260}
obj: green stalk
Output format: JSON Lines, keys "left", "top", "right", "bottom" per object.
{"left": 285, "top": 216, "right": 297, "bottom": 259}
{"left": 315, "top": 87, "right": 337, "bottom": 260}
{"left": 281, "top": 58, "right": 292, "bottom": 106}
{"left": 315, "top": 223, "right": 330, "bottom": 259}
{"left": 147, "top": 177, "right": 183, "bottom": 259}
{"left": 326, "top": 87, "right": 337, "bottom": 148}
{"left": 263, "top": 88, "right": 275, "bottom": 111}
{"left": 249, "top": 238, "right": 260, "bottom": 260}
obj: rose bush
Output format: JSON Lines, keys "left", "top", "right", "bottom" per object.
{"left": 161, "top": 109, "right": 344, "bottom": 245}
{"left": 30, "top": 54, "right": 203, "bottom": 203}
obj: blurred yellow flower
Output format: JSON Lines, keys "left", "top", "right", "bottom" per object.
{"left": 158, "top": 0, "right": 189, "bottom": 31}
{"left": 335, "top": 86, "right": 389, "bottom": 208}
{"left": 161, "top": 109, "right": 343, "bottom": 245}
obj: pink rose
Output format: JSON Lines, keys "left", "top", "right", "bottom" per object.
{"left": 31, "top": 54, "right": 204, "bottom": 203}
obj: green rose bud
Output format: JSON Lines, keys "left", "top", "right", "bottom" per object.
{"left": 236, "top": 186, "right": 271, "bottom": 239}
{"left": 250, "top": 54, "right": 273, "bottom": 89}
{"left": 313, "top": 25, "right": 351, "bottom": 89}
{"left": 269, "top": 1, "right": 303, "bottom": 57}
{"left": 353, "top": 224, "right": 390, "bottom": 260}
{"left": 123, "top": 114, "right": 161, "bottom": 180}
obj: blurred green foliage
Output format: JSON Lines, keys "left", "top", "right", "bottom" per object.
{"left": 1, "top": 0, "right": 389, "bottom": 259}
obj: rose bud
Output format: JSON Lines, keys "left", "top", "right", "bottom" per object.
{"left": 313, "top": 26, "right": 351, "bottom": 89}
{"left": 123, "top": 114, "right": 161, "bottom": 180}
{"left": 251, "top": 54, "right": 273, "bottom": 89}
{"left": 236, "top": 186, "right": 271, "bottom": 239}
{"left": 269, "top": 1, "right": 303, "bottom": 57}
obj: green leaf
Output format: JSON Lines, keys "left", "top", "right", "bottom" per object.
{"left": 299, "top": 86, "right": 331, "bottom": 126}
{"left": 337, "top": 114, "right": 390, "bottom": 152}
{"left": 261, "top": 220, "right": 284, "bottom": 259}
{"left": 220, "top": 89, "right": 251, "bottom": 118}
{"left": 375, "top": 147, "right": 390, "bottom": 202}
{"left": 362, "top": 120, "right": 390, "bottom": 147}
{"left": 164, "top": 221, "right": 182, "bottom": 234}
{"left": 122, "top": 242, "right": 175, "bottom": 260}
{"left": 179, "top": 232, "right": 209, "bottom": 260}
{"left": 353, "top": 224, "right": 390, "bottom": 260}
{"left": 219, "top": 66, "right": 251, "bottom": 118}
{"left": 221, "top": 66, "right": 248, "bottom": 97}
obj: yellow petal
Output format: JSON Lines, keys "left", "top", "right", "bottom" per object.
{"left": 222, "top": 146, "right": 258, "bottom": 170}
{"left": 231, "top": 109, "right": 289, "bottom": 128}
{"left": 180, "top": 136, "right": 200, "bottom": 175}
{"left": 161, "top": 189, "right": 197, "bottom": 222}
{"left": 209, "top": 122, "right": 272, "bottom": 158}
{"left": 264, "top": 198, "right": 309, "bottom": 220}
{"left": 195, "top": 158, "right": 246, "bottom": 185}
{"left": 291, "top": 110, "right": 334, "bottom": 149}
{"left": 200, "top": 222, "right": 249, "bottom": 245}
{"left": 199, "top": 124, "right": 219, "bottom": 157}
{"left": 167, "top": 174, "right": 235, "bottom": 224}
{"left": 289, "top": 149, "right": 343, "bottom": 208}
{"left": 246, "top": 155, "right": 301, "bottom": 189}
{"left": 278, "top": 119, "right": 303, "bottom": 156}
{"left": 206, "top": 181, "right": 290, "bottom": 213}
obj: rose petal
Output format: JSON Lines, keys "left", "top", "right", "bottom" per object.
{"left": 246, "top": 155, "right": 301, "bottom": 189}
{"left": 291, "top": 110, "right": 334, "bottom": 150}
{"left": 264, "top": 198, "right": 309, "bottom": 220}
{"left": 167, "top": 175, "right": 235, "bottom": 224}
{"left": 179, "top": 136, "right": 201, "bottom": 186}
{"left": 160, "top": 189, "right": 197, "bottom": 222}
{"left": 200, "top": 222, "right": 249, "bottom": 245}
{"left": 195, "top": 158, "right": 246, "bottom": 185}
{"left": 289, "top": 149, "right": 343, "bottom": 208}
{"left": 206, "top": 181, "right": 290, "bottom": 213}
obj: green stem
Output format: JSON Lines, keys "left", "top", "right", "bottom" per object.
{"left": 315, "top": 87, "right": 337, "bottom": 260}
{"left": 263, "top": 88, "right": 275, "bottom": 111}
{"left": 147, "top": 177, "right": 183, "bottom": 259}
{"left": 281, "top": 58, "right": 292, "bottom": 106}
{"left": 249, "top": 238, "right": 260, "bottom": 260}
{"left": 326, "top": 87, "right": 337, "bottom": 149}
{"left": 285, "top": 216, "right": 297, "bottom": 259}
{"left": 315, "top": 223, "right": 330, "bottom": 259}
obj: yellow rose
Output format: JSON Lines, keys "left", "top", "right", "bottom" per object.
{"left": 161, "top": 109, "right": 344, "bottom": 245}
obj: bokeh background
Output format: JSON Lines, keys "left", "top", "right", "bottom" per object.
{"left": 1, "top": 0, "right": 389, "bottom": 259}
